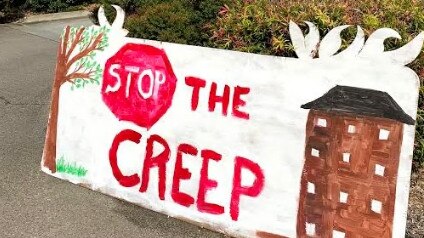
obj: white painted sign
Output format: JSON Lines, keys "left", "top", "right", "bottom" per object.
{"left": 41, "top": 6, "right": 424, "bottom": 238}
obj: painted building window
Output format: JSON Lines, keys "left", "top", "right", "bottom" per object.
{"left": 311, "top": 148, "right": 320, "bottom": 157}
{"left": 339, "top": 191, "right": 348, "bottom": 203}
{"left": 307, "top": 182, "right": 315, "bottom": 194}
{"left": 379, "top": 129, "right": 390, "bottom": 140}
{"left": 342, "top": 153, "right": 350, "bottom": 163}
{"left": 371, "top": 199, "right": 382, "bottom": 213}
{"left": 333, "top": 230, "right": 346, "bottom": 238}
{"left": 348, "top": 125, "right": 356, "bottom": 133}
{"left": 317, "top": 118, "right": 327, "bottom": 127}
{"left": 306, "top": 223, "right": 316, "bottom": 236}
{"left": 375, "top": 164, "right": 385, "bottom": 176}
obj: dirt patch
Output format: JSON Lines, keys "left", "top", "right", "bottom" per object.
{"left": 407, "top": 167, "right": 424, "bottom": 237}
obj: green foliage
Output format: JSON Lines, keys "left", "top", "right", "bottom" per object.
{"left": 100, "top": 0, "right": 152, "bottom": 15}
{"left": 100, "top": 0, "right": 228, "bottom": 46}
{"left": 66, "top": 25, "right": 110, "bottom": 90}
{"left": 26, "top": 0, "right": 93, "bottom": 13}
{"left": 210, "top": 0, "right": 424, "bottom": 54}
{"left": 56, "top": 156, "right": 88, "bottom": 177}
{"left": 0, "top": 0, "right": 94, "bottom": 22}
{"left": 0, "top": 0, "right": 26, "bottom": 23}
{"left": 126, "top": 1, "right": 199, "bottom": 44}
{"left": 209, "top": 0, "right": 424, "bottom": 168}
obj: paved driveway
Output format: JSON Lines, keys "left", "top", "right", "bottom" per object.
{"left": 0, "top": 18, "right": 223, "bottom": 238}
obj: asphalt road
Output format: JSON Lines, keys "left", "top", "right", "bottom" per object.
{"left": 0, "top": 18, "right": 223, "bottom": 238}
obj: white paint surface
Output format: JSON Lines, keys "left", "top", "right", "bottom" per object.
{"left": 348, "top": 125, "right": 356, "bottom": 133}
{"left": 333, "top": 230, "right": 346, "bottom": 238}
{"left": 317, "top": 118, "right": 327, "bottom": 127}
{"left": 375, "top": 164, "right": 385, "bottom": 176}
{"left": 340, "top": 192, "right": 348, "bottom": 203}
{"left": 342, "top": 153, "right": 350, "bottom": 163}
{"left": 307, "top": 182, "right": 315, "bottom": 194}
{"left": 43, "top": 18, "right": 422, "bottom": 238}
{"left": 311, "top": 148, "right": 320, "bottom": 157}
{"left": 372, "top": 200, "right": 383, "bottom": 213}
{"left": 379, "top": 128, "right": 390, "bottom": 140}
{"left": 306, "top": 223, "right": 316, "bottom": 236}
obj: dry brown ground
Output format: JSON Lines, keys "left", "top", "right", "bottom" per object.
{"left": 407, "top": 167, "right": 424, "bottom": 237}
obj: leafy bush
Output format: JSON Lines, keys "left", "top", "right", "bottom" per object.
{"left": 100, "top": 0, "right": 155, "bottom": 15}
{"left": 0, "top": 0, "right": 93, "bottom": 22}
{"left": 0, "top": 0, "right": 26, "bottom": 23}
{"left": 26, "top": 0, "right": 93, "bottom": 13}
{"left": 209, "top": 0, "right": 424, "bottom": 168}
{"left": 100, "top": 0, "right": 228, "bottom": 46}
{"left": 126, "top": 1, "right": 200, "bottom": 44}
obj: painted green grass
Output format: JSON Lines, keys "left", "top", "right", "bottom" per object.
{"left": 56, "top": 156, "right": 88, "bottom": 177}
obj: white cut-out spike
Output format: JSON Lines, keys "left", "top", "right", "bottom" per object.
{"left": 289, "top": 21, "right": 309, "bottom": 59}
{"left": 336, "top": 26, "right": 365, "bottom": 58}
{"left": 359, "top": 28, "right": 401, "bottom": 57}
{"left": 304, "top": 21, "right": 320, "bottom": 57}
{"left": 98, "top": 6, "right": 111, "bottom": 27}
{"left": 111, "top": 5, "right": 125, "bottom": 29}
{"left": 383, "top": 32, "right": 424, "bottom": 65}
{"left": 319, "top": 25, "right": 350, "bottom": 58}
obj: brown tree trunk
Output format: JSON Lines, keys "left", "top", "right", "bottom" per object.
{"left": 42, "top": 48, "right": 65, "bottom": 173}
{"left": 42, "top": 26, "right": 102, "bottom": 173}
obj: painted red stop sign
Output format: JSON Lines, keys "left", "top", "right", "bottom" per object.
{"left": 102, "top": 43, "right": 177, "bottom": 129}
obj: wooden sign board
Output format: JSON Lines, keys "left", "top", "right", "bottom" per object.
{"left": 41, "top": 6, "right": 424, "bottom": 238}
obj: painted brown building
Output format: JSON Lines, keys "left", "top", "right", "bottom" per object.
{"left": 296, "top": 85, "right": 415, "bottom": 238}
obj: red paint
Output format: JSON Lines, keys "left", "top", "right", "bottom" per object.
{"left": 230, "top": 156, "right": 265, "bottom": 221}
{"left": 185, "top": 76, "right": 206, "bottom": 111}
{"left": 171, "top": 144, "right": 198, "bottom": 207}
{"left": 109, "top": 130, "right": 266, "bottom": 219}
{"left": 208, "top": 82, "right": 230, "bottom": 116}
{"left": 139, "top": 134, "right": 171, "bottom": 200}
{"left": 197, "top": 149, "right": 225, "bottom": 215}
{"left": 102, "top": 43, "right": 177, "bottom": 129}
{"left": 109, "top": 129, "right": 141, "bottom": 187}
{"left": 185, "top": 78, "right": 250, "bottom": 120}
{"left": 232, "top": 86, "right": 250, "bottom": 120}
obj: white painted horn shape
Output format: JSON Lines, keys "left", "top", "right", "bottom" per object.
{"left": 97, "top": 5, "right": 110, "bottom": 27}
{"left": 289, "top": 21, "right": 319, "bottom": 59}
{"left": 289, "top": 21, "right": 424, "bottom": 65}
{"left": 98, "top": 5, "right": 128, "bottom": 36}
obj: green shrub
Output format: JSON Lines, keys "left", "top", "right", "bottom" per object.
{"left": 100, "top": 0, "right": 159, "bottom": 15}
{"left": 100, "top": 0, "right": 228, "bottom": 46}
{"left": 26, "top": 0, "right": 93, "bottom": 13}
{"left": 0, "top": 0, "right": 26, "bottom": 23}
{"left": 126, "top": 1, "right": 200, "bottom": 44}
{"left": 210, "top": 0, "right": 424, "bottom": 54}
{"left": 0, "top": 0, "right": 94, "bottom": 22}
{"left": 210, "top": 0, "right": 424, "bottom": 168}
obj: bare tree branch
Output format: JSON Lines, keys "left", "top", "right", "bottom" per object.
{"left": 65, "top": 70, "right": 95, "bottom": 82}
{"left": 66, "top": 79, "right": 75, "bottom": 84}
{"left": 65, "top": 33, "right": 103, "bottom": 70}
{"left": 65, "top": 27, "right": 85, "bottom": 60}
{"left": 56, "top": 35, "right": 63, "bottom": 62}
{"left": 62, "top": 26, "right": 70, "bottom": 58}
{"left": 66, "top": 62, "right": 85, "bottom": 78}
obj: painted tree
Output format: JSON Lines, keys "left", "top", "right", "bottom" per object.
{"left": 42, "top": 25, "right": 110, "bottom": 173}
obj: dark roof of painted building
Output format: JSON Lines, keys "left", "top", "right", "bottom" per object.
{"left": 301, "top": 85, "right": 415, "bottom": 125}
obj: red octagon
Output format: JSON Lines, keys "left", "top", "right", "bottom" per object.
{"left": 102, "top": 43, "right": 177, "bottom": 129}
